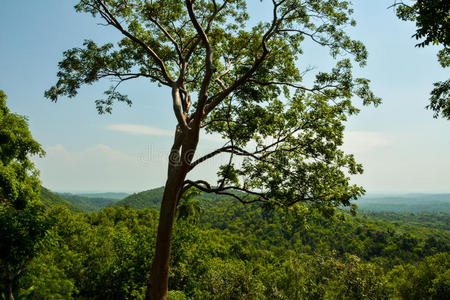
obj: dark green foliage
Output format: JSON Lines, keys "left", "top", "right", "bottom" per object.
{"left": 0, "top": 90, "right": 44, "bottom": 210}
{"left": 19, "top": 206, "right": 159, "bottom": 299}
{"left": 200, "top": 197, "right": 450, "bottom": 262}
{"left": 176, "top": 188, "right": 202, "bottom": 224}
{"left": 0, "top": 90, "right": 52, "bottom": 299}
{"left": 197, "top": 258, "right": 265, "bottom": 300}
{"left": 396, "top": 0, "right": 449, "bottom": 47}
{"left": 11, "top": 192, "right": 449, "bottom": 299}
{"left": 0, "top": 203, "right": 53, "bottom": 297}
{"left": 428, "top": 78, "right": 450, "bottom": 120}
{"left": 387, "top": 252, "right": 450, "bottom": 299}
{"left": 262, "top": 253, "right": 390, "bottom": 300}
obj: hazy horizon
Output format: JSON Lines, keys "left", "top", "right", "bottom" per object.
{"left": 49, "top": 187, "right": 450, "bottom": 196}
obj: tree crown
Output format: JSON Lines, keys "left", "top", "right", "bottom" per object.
{"left": 0, "top": 90, "right": 45, "bottom": 209}
{"left": 46, "top": 0, "right": 381, "bottom": 212}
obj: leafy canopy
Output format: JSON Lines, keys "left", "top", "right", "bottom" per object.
{"left": 0, "top": 90, "right": 51, "bottom": 296}
{"left": 0, "top": 90, "right": 44, "bottom": 209}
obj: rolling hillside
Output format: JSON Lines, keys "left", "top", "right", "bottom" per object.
{"left": 58, "top": 193, "right": 122, "bottom": 212}
{"left": 113, "top": 187, "right": 450, "bottom": 214}
{"left": 112, "top": 187, "right": 165, "bottom": 209}
{"left": 77, "top": 192, "right": 129, "bottom": 200}
{"left": 40, "top": 187, "right": 127, "bottom": 212}
{"left": 40, "top": 187, "right": 82, "bottom": 212}
{"left": 112, "top": 186, "right": 236, "bottom": 210}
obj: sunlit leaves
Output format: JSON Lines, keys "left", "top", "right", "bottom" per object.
{"left": 0, "top": 91, "right": 52, "bottom": 296}
{"left": 95, "top": 86, "right": 132, "bottom": 114}
{"left": 0, "top": 91, "right": 44, "bottom": 209}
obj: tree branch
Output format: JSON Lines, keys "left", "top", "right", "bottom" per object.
{"left": 147, "top": 16, "right": 184, "bottom": 64}
{"left": 172, "top": 87, "right": 190, "bottom": 131}
{"left": 98, "top": 71, "right": 169, "bottom": 85}
{"left": 202, "top": 0, "right": 286, "bottom": 117}
{"left": 92, "top": 0, "right": 174, "bottom": 84}
{"left": 185, "top": 0, "right": 219, "bottom": 128}
{"left": 189, "top": 121, "right": 309, "bottom": 171}
{"left": 183, "top": 180, "right": 268, "bottom": 204}
{"left": 215, "top": 58, "right": 232, "bottom": 90}
{"left": 247, "top": 78, "right": 342, "bottom": 94}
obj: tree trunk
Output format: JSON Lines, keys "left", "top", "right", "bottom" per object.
{"left": 6, "top": 280, "right": 14, "bottom": 300}
{"left": 146, "top": 110, "right": 200, "bottom": 299}
{"left": 146, "top": 166, "right": 187, "bottom": 300}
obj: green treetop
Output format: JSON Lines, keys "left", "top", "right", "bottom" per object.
{"left": 0, "top": 90, "right": 50, "bottom": 300}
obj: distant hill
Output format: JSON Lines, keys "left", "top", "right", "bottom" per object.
{"left": 112, "top": 187, "right": 165, "bottom": 209}
{"left": 40, "top": 187, "right": 82, "bottom": 212}
{"left": 57, "top": 193, "right": 121, "bottom": 212}
{"left": 356, "top": 194, "right": 450, "bottom": 213}
{"left": 110, "top": 186, "right": 450, "bottom": 214}
{"left": 77, "top": 192, "right": 129, "bottom": 200}
{"left": 112, "top": 186, "right": 240, "bottom": 210}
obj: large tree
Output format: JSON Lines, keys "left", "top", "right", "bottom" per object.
{"left": 0, "top": 90, "right": 50, "bottom": 300}
{"left": 46, "top": 1, "right": 380, "bottom": 299}
{"left": 394, "top": 0, "right": 450, "bottom": 119}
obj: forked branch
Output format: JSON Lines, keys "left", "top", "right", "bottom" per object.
{"left": 89, "top": 0, "right": 174, "bottom": 84}
{"left": 183, "top": 180, "right": 268, "bottom": 204}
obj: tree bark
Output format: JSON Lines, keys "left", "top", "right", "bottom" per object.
{"left": 146, "top": 128, "right": 198, "bottom": 300}
{"left": 146, "top": 175, "right": 184, "bottom": 300}
{"left": 6, "top": 280, "right": 14, "bottom": 300}
{"left": 146, "top": 82, "right": 200, "bottom": 299}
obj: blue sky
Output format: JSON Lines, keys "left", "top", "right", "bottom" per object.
{"left": 1, "top": 0, "right": 449, "bottom": 193}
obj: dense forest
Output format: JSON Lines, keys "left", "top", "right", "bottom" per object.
{"left": 6, "top": 187, "right": 449, "bottom": 299}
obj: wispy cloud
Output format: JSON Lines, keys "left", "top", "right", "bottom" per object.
{"left": 107, "top": 124, "right": 174, "bottom": 136}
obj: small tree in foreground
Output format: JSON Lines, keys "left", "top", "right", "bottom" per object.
{"left": 46, "top": 1, "right": 380, "bottom": 298}
{"left": 0, "top": 91, "right": 50, "bottom": 300}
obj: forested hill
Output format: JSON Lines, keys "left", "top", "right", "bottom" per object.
{"left": 112, "top": 187, "right": 450, "bottom": 213}
{"left": 40, "top": 187, "right": 128, "bottom": 212}
{"left": 112, "top": 187, "right": 237, "bottom": 210}
{"left": 112, "top": 187, "right": 165, "bottom": 209}
{"left": 40, "top": 187, "right": 82, "bottom": 212}
{"left": 43, "top": 185, "right": 450, "bottom": 214}
{"left": 57, "top": 193, "right": 123, "bottom": 212}
{"left": 77, "top": 192, "right": 129, "bottom": 200}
